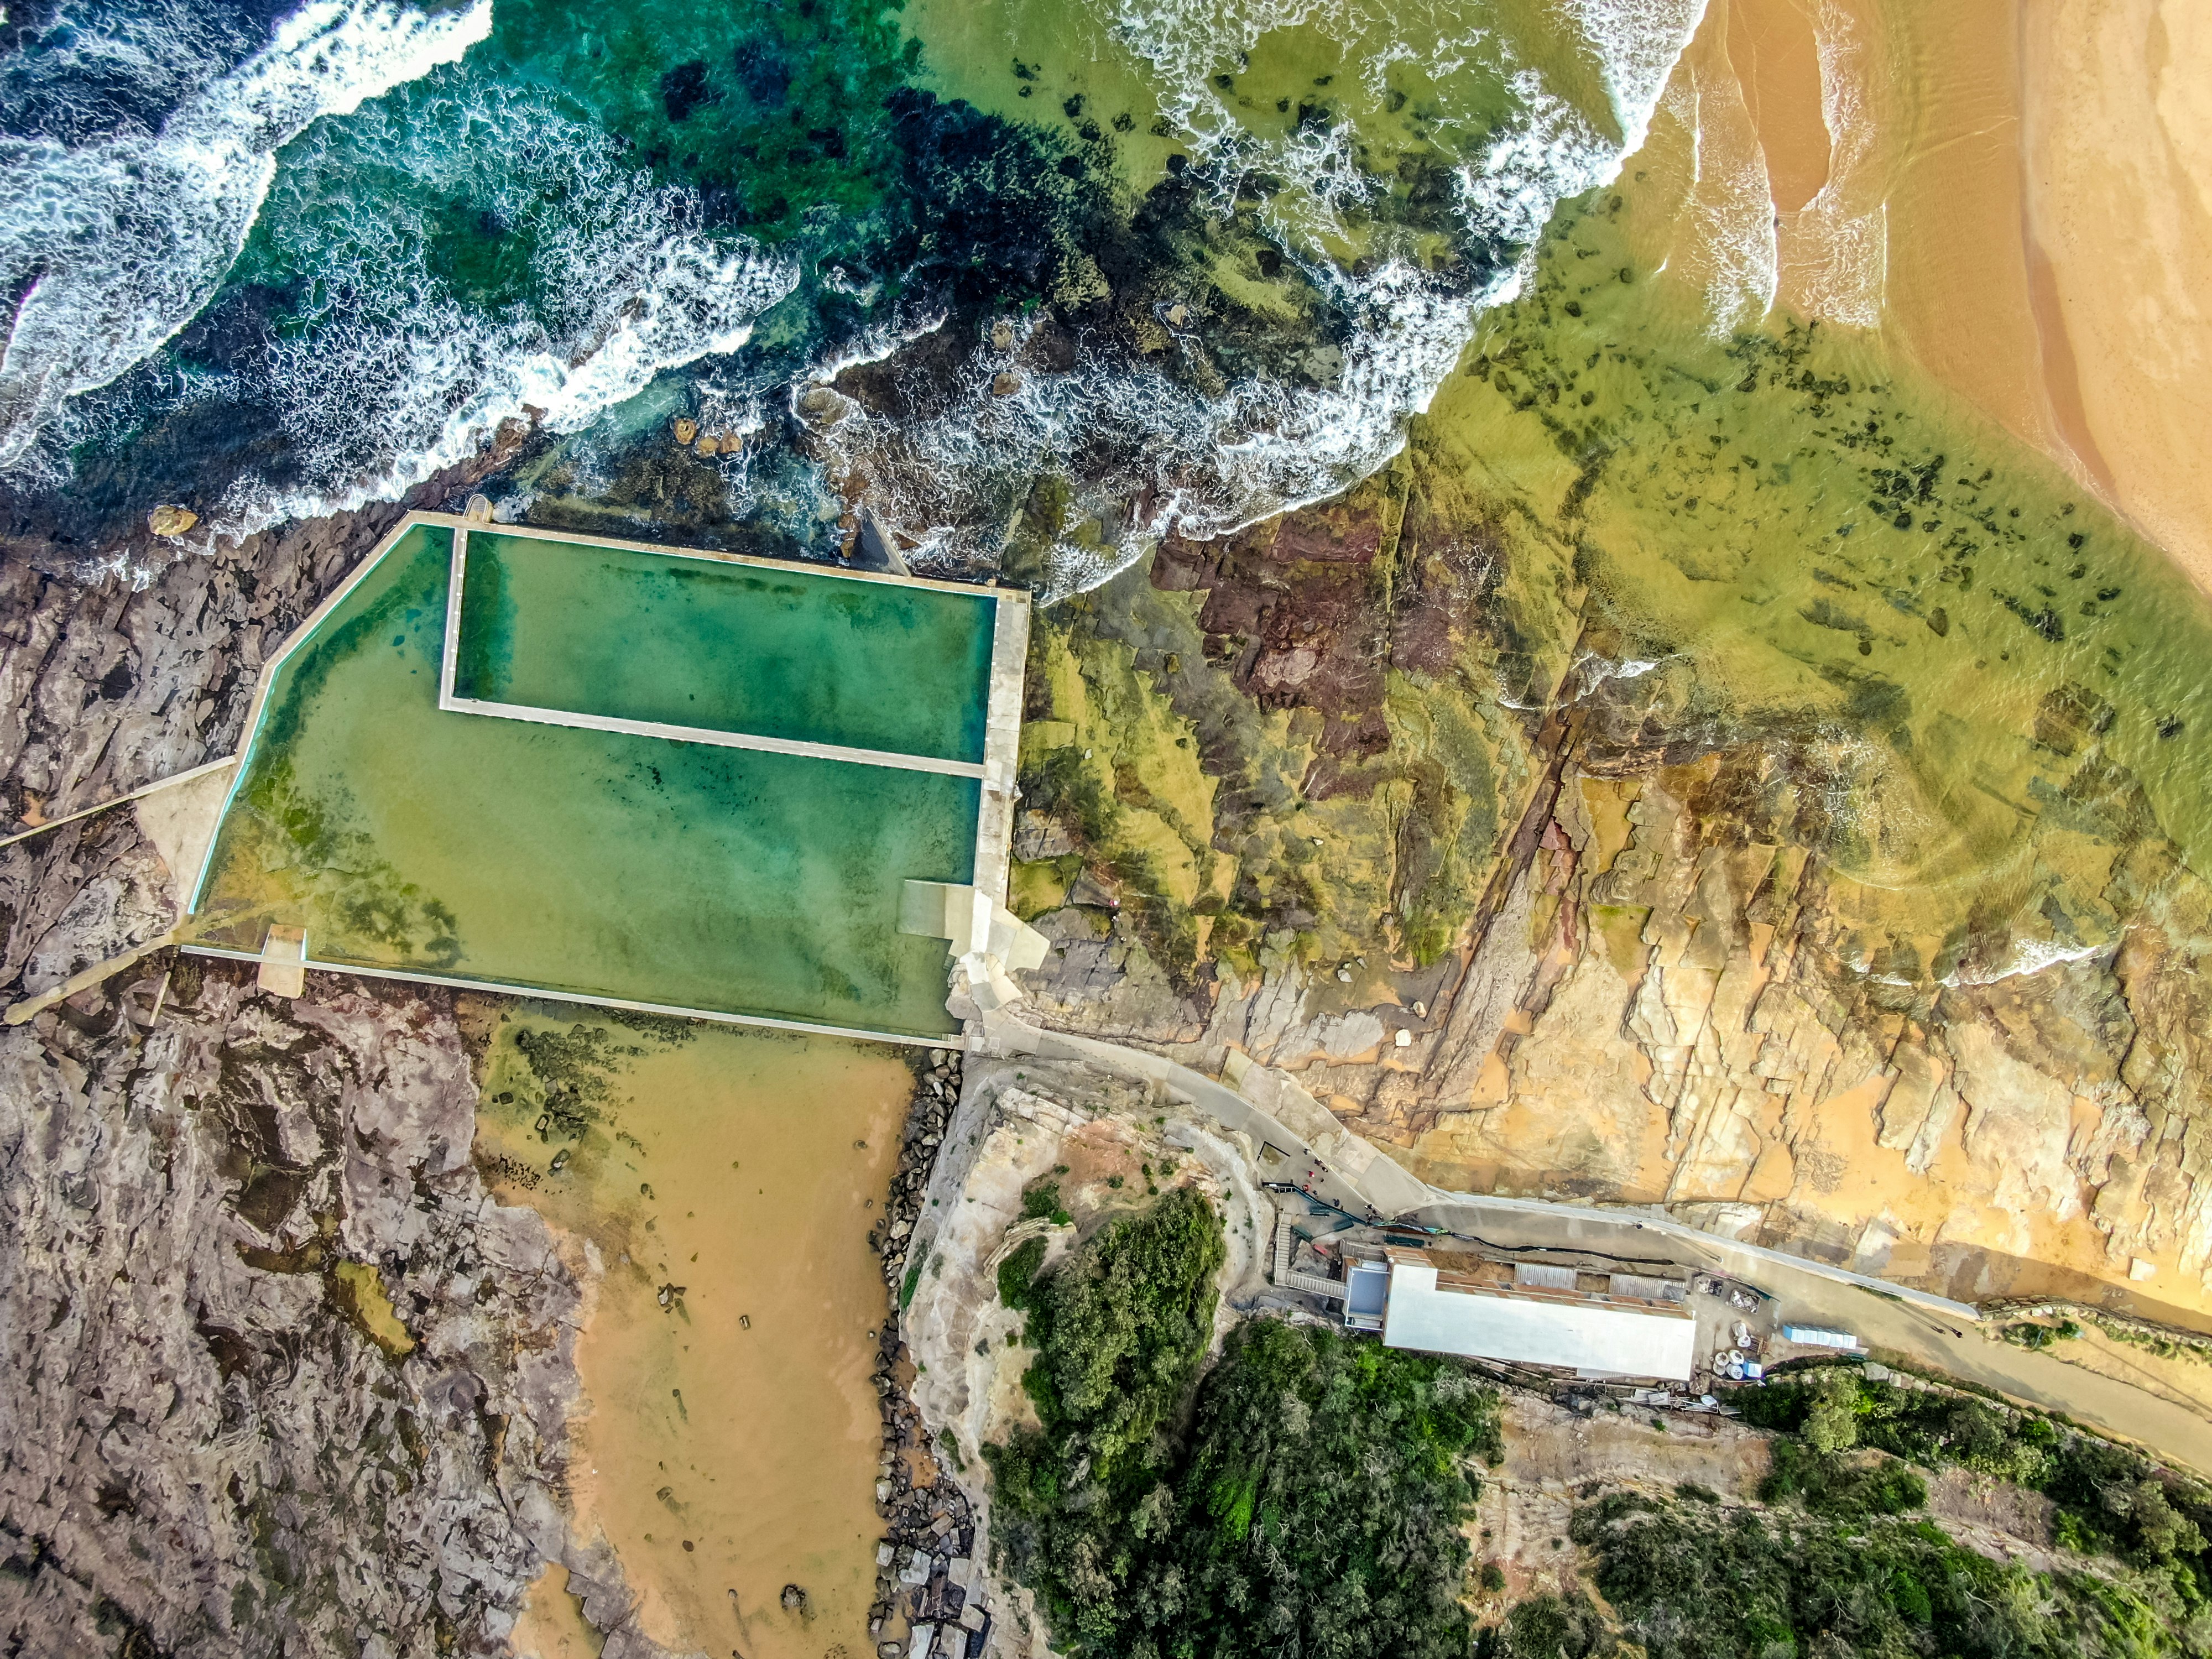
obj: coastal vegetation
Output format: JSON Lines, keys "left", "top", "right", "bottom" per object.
{"left": 987, "top": 1190, "right": 1503, "bottom": 1658}
{"left": 1504, "top": 1364, "right": 2211, "bottom": 1658}
{"left": 1739, "top": 1366, "right": 2212, "bottom": 1599}
{"left": 985, "top": 1205, "right": 2210, "bottom": 1657}
{"left": 1556, "top": 1489, "right": 2174, "bottom": 1659}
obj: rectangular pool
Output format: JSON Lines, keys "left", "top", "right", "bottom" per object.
{"left": 184, "top": 517, "right": 1026, "bottom": 1041}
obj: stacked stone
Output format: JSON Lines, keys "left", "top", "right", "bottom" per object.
{"left": 869, "top": 1047, "right": 961, "bottom": 1288}
{"left": 864, "top": 1425, "right": 987, "bottom": 1659}
{"left": 863, "top": 1047, "right": 990, "bottom": 1658}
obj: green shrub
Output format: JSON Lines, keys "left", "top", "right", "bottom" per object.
{"left": 1491, "top": 1593, "right": 1603, "bottom": 1659}
{"left": 1569, "top": 1491, "right": 2169, "bottom": 1658}
{"left": 987, "top": 1190, "right": 1501, "bottom": 1659}
{"left": 1019, "top": 1178, "right": 1072, "bottom": 1227}
{"left": 996, "top": 1235, "right": 1049, "bottom": 1312}
{"left": 1759, "top": 1439, "right": 1926, "bottom": 1520}
{"left": 1743, "top": 1365, "right": 2212, "bottom": 1621}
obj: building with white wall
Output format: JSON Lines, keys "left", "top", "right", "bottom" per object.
{"left": 1378, "top": 1247, "right": 1698, "bottom": 1381}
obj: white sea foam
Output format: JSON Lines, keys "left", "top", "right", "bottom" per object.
{"left": 1, "top": 0, "right": 268, "bottom": 145}
{"left": 832, "top": 0, "right": 1709, "bottom": 593}
{"left": 1557, "top": 0, "right": 1708, "bottom": 156}
{"left": 1778, "top": 0, "right": 1887, "bottom": 329}
{"left": 212, "top": 84, "right": 797, "bottom": 536}
{"left": 1941, "top": 933, "right": 2112, "bottom": 989}
{"left": 812, "top": 238, "right": 1498, "bottom": 596}
{"left": 13, "top": 0, "right": 1711, "bottom": 579}
{"left": 1662, "top": 59, "right": 1780, "bottom": 332}
{"left": 0, "top": 0, "right": 493, "bottom": 473}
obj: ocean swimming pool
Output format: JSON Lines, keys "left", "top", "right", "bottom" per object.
{"left": 184, "top": 516, "right": 1026, "bottom": 1040}
{"left": 451, "top": 529, "right": 998, "bottom": 764}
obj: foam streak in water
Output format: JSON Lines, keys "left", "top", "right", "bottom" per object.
{"left": 1558, "top": 0, "right": 1709, "bottom": 154}
{"left": 220, "top": 85, "right": 797, "bottom": 535}
{"left": 828, "top": 0, "right": 1710, "bottom": 593}
{"left": 0, "top": 0, "right": 492, "bottom": 472}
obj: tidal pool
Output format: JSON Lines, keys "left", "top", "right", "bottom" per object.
{"left": 474, "top": 1005, "right": 916, "bottom": 1659}
{"left": 455, "top": 530, "right": 997, "bottom": 763}
{"left": 189, "top": 519, "right": 986, "bottom": 1039}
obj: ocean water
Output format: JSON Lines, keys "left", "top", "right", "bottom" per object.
{"left": 17, "top": 0, "right": 2212, "bottom": 945}
{"left": 0, "top": 0, "right": 1702, "bottom": 578}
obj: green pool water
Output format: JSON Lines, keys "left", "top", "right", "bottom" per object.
{"left": 453, "top": 532, "right": 997, "bottom": 763}
{"left": 189, "top": 523, "right": 982, "bottom": 1039}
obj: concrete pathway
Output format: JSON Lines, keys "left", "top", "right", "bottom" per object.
{"left": 972, "top": 1009, "right": 2212, "bottom": 1474}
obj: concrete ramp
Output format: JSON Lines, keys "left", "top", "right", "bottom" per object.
{"left": 901, "top": 880, "right": 1050, "bottom": 1012}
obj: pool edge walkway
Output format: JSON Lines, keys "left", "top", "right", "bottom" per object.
{"left": 975, "top": 581, "right": 1032, "bottom": 905}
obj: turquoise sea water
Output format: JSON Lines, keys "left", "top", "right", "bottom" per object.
{"left": 455, "top": 530, "right": 998, "bottom": 761}
{"left": 191, "top": 523, "right": 976, "bottom": 1037}
{"left": 0, "top": 0, "right": 1687, "bottom": 572}
{"left": 16, "top": 0, "right": 2212, "bottom": 953}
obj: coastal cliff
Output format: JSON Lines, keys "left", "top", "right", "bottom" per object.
{"left": 995, "top": 199, "right": 2212, "bottom": 1326}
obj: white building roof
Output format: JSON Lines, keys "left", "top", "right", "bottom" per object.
{"left": 1381, "top": 1255, "right": 1698, "bottom": 1381}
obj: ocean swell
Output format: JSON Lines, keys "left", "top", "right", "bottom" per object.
{"left": 0, "top": 0, "right": 492, "bottom": 474}
{"left": 217, "top": 81, "right": 796, "bottom": 535}
{"left": 825, "top": 0, "right": 1712, "bottom": 594}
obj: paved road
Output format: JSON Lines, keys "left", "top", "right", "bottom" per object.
{"left": 978, "top": 1011, "right": 2212, "bottom": 1474}
{"left": 1420, "top": 1192, "right": 2212, "bottom": 1472}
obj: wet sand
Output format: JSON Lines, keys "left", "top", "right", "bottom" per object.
{"left": 1879, "top": 0, "right": 2212, "bottom": 596}
{"left": 1727, "top": 0, "right": 1830, "bottom": 213}
{"left": 2020, "top": 0, "right": 2212, "bottom": 591}
{"left": 1644, "top": 0, "right": 2212, "bottom": 600}
{"left": 476, "top": 1008, "right": 917, "bottom": 1659}
{"left": 1872, "top": 0, "right": 2053, "bottom": 457}
{"left": 508, "top": 1567, "right": 604, "bottom": 1659}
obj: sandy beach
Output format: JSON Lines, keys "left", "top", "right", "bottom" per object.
{"left": 1636, "top": 0, "right": 2212, "bottom": 599}
{"left": 2019, "top": 0, "right": 2212, "bottom": 591}
{"left": 1875, "top": 0, "right": 2212, "bottom": 597}
{"left": 476, "top": 1010, "right": 916, "bottom": 1659}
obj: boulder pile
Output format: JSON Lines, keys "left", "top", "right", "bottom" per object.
{"left": 863, "top": 1046, "right": 989, "bottom": 1659}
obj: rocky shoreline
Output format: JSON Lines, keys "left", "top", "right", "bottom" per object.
{"left": 0, "top": 958, "right": 577, "bottom": 1657}
{"left": 863, "top": 1048, "right": 989, "bottom": 1659}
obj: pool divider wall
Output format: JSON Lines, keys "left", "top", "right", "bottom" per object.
{"left": 976, "top": 583, "right": 1032, "bottom": 906}
{"left": 181, "top": 510, "right": 1035, "bottom": 1048}
{"left": 435, "top": 524, "right": 1009, "bottom": 779}
{"left": 181, "top": 945, "right": 952, "bottom": 1048}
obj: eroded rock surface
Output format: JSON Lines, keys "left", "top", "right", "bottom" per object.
{"left": 1008, "top": 478, "right": 2212, "bottom": 1324}
{"left": 0, "top": 961, "right": 578, "bottom": 1657}
{"left": 0, "top": 450, "right": 517, "bottom": 837}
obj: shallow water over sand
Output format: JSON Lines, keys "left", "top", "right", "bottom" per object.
{"left": 473, "top": 1006, "right": 916, "bottom": 1659}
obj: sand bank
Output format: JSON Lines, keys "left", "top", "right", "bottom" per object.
{"left": 1632, "top": 0, "right": 2212, "bottom": 598}
{"left": 2020, "top": 0, "right": 2212, "bottom": 593}
{"left": 1817, "top": 0, "right": 2212, "bottom": 597}
{"left": 474, "top": 1008, "right": 916, "bottom": 1659}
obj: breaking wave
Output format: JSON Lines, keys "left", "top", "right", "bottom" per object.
{"left": 2, "top": 0, "right": 1711, "bottom": 572}
{"left": 0, "top": 0, "right": 492, "bottom": 472}
{"left": 828, "top": 0, "right": 1712, "bottom": 594}
{"left": 805, "top": 253, "right": 1487, "bottom": 592}
{"left": 213, "top": 83, "right": 796, "bottom": 534}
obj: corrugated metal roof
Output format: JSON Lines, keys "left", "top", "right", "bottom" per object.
{"left": 1513, "top": 1262, "right": 1578, "bottom": 1291}
{"left": 1382, "top": 1259, "right": 1699, "bottom": 1380}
